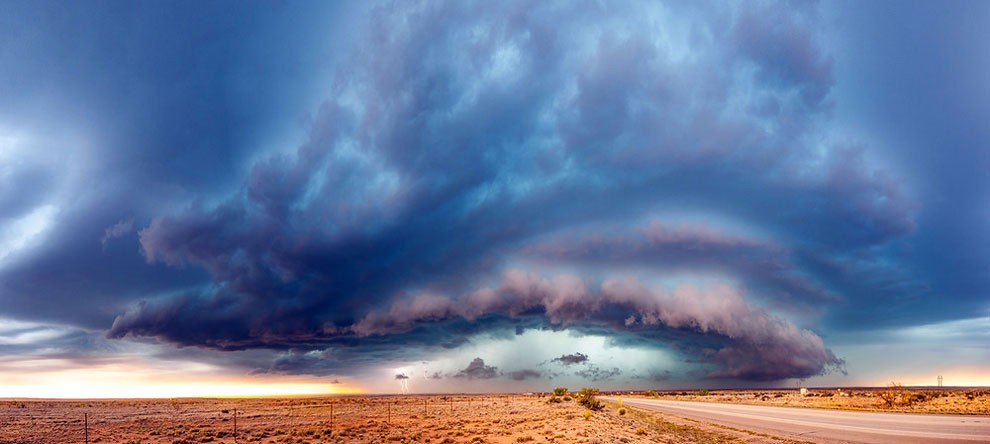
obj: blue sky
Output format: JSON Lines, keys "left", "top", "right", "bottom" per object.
{"left": 0, "top": 0, "right": 987, "bottom": 396}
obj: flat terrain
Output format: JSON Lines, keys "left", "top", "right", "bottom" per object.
{"left": 611, "top": 397, "right": 990, "bottom": 444}
{"left": 4, "top": 390, "right": 986, "bottom": 444}
{"left": 0, "top": 395, "right": 781, "bottom": 444}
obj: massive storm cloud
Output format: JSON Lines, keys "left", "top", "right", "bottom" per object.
{"left": 3, "top": 0, "right": 987, "bottom": 389}
{"left": 103, "top": 1, "right": 866, "bottom": 381}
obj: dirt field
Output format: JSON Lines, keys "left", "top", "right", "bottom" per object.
{"left": 5, "top": 388, "right": 985, "bottom": 443}
{"left": 0, "top": 394, "right": 788, "bottom": 444}
{"left": 622, "top": 387, "right": 990, "bottom": 415}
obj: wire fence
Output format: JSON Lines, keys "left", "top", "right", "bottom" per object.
{"left": 0, "top": 396, "right": 521, "bottom": 444}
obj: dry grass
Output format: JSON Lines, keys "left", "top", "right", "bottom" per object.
{"left": 624, "top": 388, "right": 990, "bottom": 415}
{"left": 9, "top": 388, "right": 979, "bottom": 443}
{"left": 0, "top": 394, "right": 783, "bottom": 444}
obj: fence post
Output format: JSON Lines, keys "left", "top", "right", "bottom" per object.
{"left": 387, "top": 402, "right": 391, "bottom": 425}
{"left": 330, "top": 402, "right": 334, "bottom": 434}
{"left": 84, "top": 412, "right": 88, "bottom": 444}
{"left": 233, "top": 409, "right": 237, "bottom": 443}
{"left": 424, "top": 399, "right": 427, "bottom": 417}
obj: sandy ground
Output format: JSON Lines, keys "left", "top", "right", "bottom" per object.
{"left": 6, "top": 389, "right": 983, "bottom": 443}
{"left": 621, "top": 388, "right": 990, "bottom": 415}
{"left": 0, "top": 394, "right": 794, "bottom": 444}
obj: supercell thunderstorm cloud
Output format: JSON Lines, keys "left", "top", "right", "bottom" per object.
{"left": 1, "top": 0, "right": 988, "bottom": 393}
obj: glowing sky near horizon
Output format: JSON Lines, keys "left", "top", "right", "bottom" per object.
{"left": 0, "top": 0, "right": 988, "bottom": 396}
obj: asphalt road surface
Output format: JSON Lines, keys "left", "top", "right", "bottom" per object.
{"left": 604, "top": 397, "right": 990, "bottom": 444}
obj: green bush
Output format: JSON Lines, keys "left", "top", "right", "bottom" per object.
{"left": 552, "top": 387, "right": 569, "bottom": 397}
{"left": 577, "top": 387, "right": 604, "bottom": 411}
{"left": 578, "top": 387, "right": 599, "bottom": 398}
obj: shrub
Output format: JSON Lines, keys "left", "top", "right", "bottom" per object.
{"left": 696, "top": 389, "right": 709, "bottom": 396}
{"left": 617, "top": 407, "right": 627, "bottom": 415}
{"left": 577, "top": 387, "right": 604, "bottom": 411}
{"left": 879, "top": 382, "right": 909, "bottom": 408}
{"left": 552, "top": 387, "right": 569, "bottom": 397}
{"left": 643, "top": 390, "right": 657, "bottom": 398}
{"left": 578, "top": 387, "right": 599, "bottom": 398}
{"left": 580, "top": 398, "right": 604, "bottom": 411}
{"left": 635, "top": 427, "right": 647, "bottom": 435}
{"left": 583, "top": 411, "right": 592, "bottom": 421}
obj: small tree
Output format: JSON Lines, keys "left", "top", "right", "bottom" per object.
{"left": 552, "top": 387, "right": 569, "bottom": 397}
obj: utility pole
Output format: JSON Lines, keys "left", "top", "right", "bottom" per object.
{"left": 938, "top": 375, "right": 943, "bottom": 390}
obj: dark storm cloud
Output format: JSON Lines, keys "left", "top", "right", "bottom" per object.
{"left": 0, "top": 1, "right": 351, "bottom": 329}
{"left": 507, "top": 369, "right": 542, "bottom": 381}
{"left": 632, "top": 370, "right": 672, "bottom": 383}
{"left": 395, "top": 373, "right": 409, "bottom": 380}
{"left": 0, "top": 323, "right": 98, "bottom": 362}
{"left": 454, "top": 358, "right": 498, "bottom": 380}
{"left": 99, "top": 1, "right": 867, "bottom": 381}
{"left": 816, "top": 0, "right": 990, "bottom": 330}
{"left": 352, "top": 270, "right": 845, "bottom": 381}
{"left": 575, "top": 366, "right": 622, "bottom": 382}
{"left": 4, "top": 0, "right": 984, "bottom": 386}
{"left": 523, "top": 221, "right": 838, "bottom": 316}
{"left": 551, "top": 353, "right": 589, "bottom": 366}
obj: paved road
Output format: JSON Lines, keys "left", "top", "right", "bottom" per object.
{"left": 603, "top": 397, "right": 990, "bottom": 444}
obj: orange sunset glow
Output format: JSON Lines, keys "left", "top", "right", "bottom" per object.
{"left": 0, "top": 359, "right": 362, "bottom": 399}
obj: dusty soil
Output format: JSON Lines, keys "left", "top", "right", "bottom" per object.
{"left": 621, "top": 388, "right": 990, "bottom": 415}
{"left": 0, "top": 394, "right": 788, "bottom": 444}
{"left": 8, "top": 389, "right": 978, "bottom": 443}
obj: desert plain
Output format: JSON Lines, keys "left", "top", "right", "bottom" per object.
{"left": 1, "top": 388, "right": 987, "bottom": 444}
